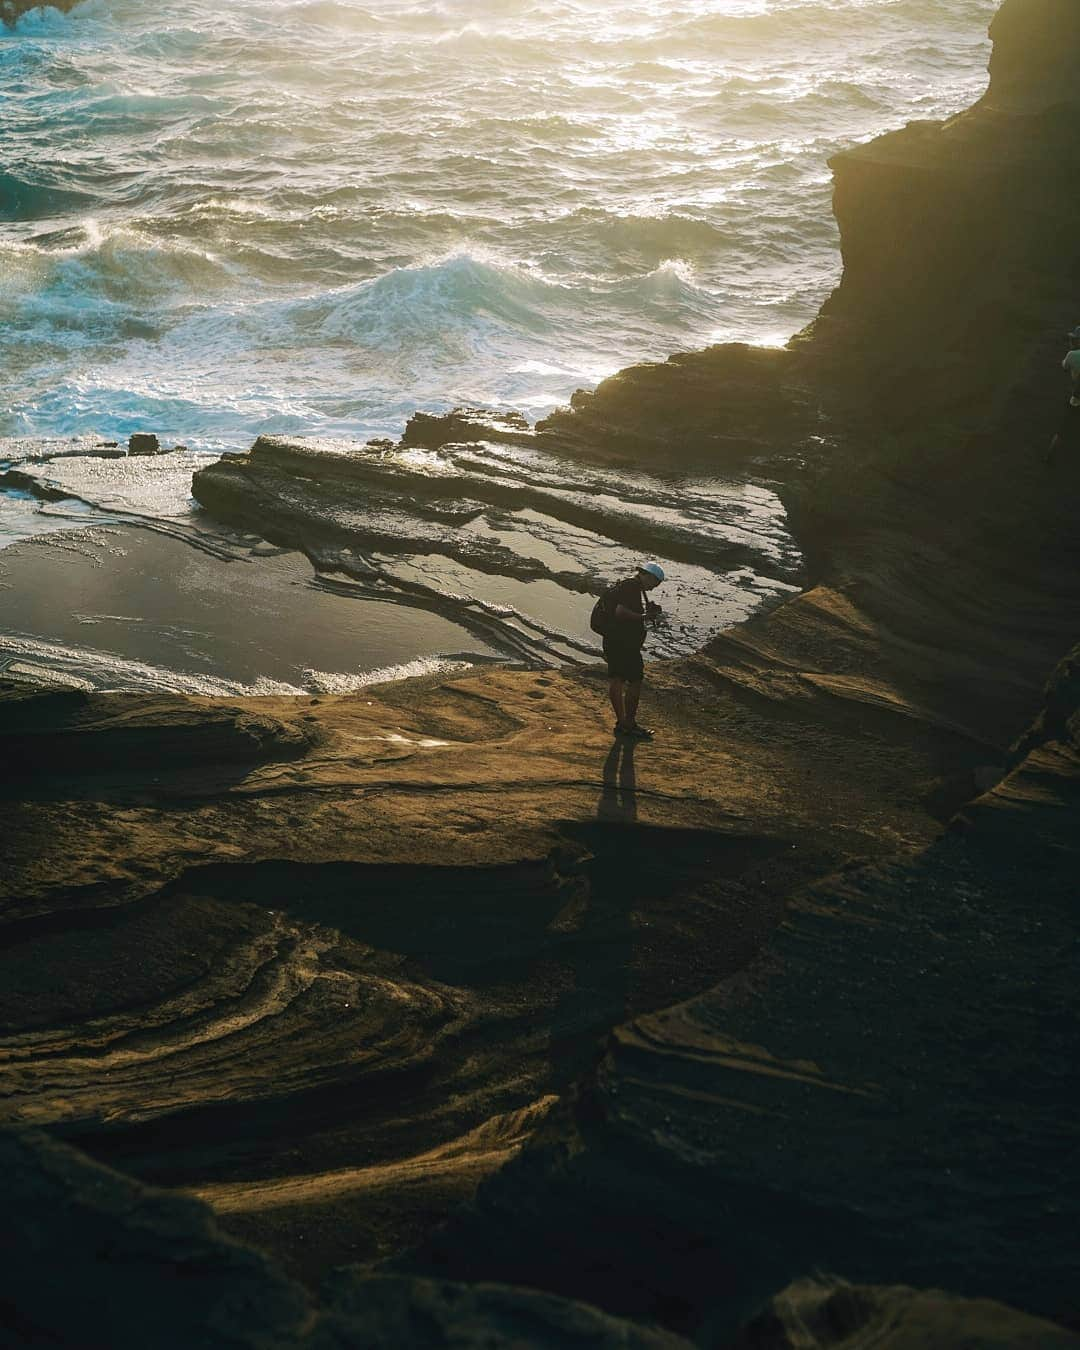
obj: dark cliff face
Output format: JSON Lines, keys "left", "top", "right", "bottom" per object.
{"left": 984, "top": 0, "right": 1080, "bottom": 111}
{"left": 543, "top": 117, "right": 1080, "bottom": 463}
{"left": 812, "top": 0, "right": 1080, "bottom": 437}
{"left": 543, "top": 0, "right": 1080, "bottom": 467}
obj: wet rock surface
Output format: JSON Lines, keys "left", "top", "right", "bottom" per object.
{"left": 0, "top": 522, "right": 505, "bottom": 696}
{"left": 190, "top": 429, "right": 802, "bottom": 668}
{"left": 1, "top": 428, "right": 803, "bottom": 674}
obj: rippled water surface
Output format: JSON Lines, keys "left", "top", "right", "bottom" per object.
{"left": 1, "top": 0, "right": 997, "bottom": 690}
{"left": 3, "top": 0, "right": 996, "bottom": 445}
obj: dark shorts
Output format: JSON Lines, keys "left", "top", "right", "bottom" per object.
{"left": 603, "top": 636, "right": 644, "bottom": 682}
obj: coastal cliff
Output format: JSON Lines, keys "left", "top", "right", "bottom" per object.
{"left": 538, "top": 0, "right": 1080, "bottom": 464}
{"left": 3, "top": 0, "right": 1080, "bottom": 1345}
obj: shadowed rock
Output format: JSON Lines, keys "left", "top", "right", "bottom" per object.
{"left": 0, "top": 683, "right": 322, "bottom": 781}
{"left": 0, "top": 1128, "right": 692, "bottom": 1349}
{"left": 0, "top": 1128, "right": 311, "bottom": 1350}
{"left": 2, "top": 1127, "right": 1070, "bottom": 1347}
{"left": 317, "top": 1271, "right": 691, "bottom": 1349}
{"left": 982, "top": 0, "right": 1080, "bottom": 113}
{"left": 535, "top": 343, "right": 818, "bottom": 469}
{"left": 732, "top": 1279, "right": 1080, "bottom": 1350}
{"left": 411, "top": 684, "right": 1080, "bottom": 1335}
{"left": 400, "top": 407, "right": 534, "bottom": 451}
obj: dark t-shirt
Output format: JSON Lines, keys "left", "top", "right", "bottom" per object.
{"left": 608, "top": 577, "right": 646, "bottom": 648}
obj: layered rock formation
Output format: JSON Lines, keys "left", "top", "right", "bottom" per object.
{"left": 188, "top": 422, "right": 803, "bottom": 671}
{"left": 2, "top": 0, "right": 1080, "bottom": 1344}
{"left": 0, "top": 661, "right": 904, "bottom": 1275}
{"left": 411, "top": 683, "right": 1080, "bottom": 1334}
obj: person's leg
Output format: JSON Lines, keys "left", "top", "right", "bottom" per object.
{"left": 625, "top": 678, "right": 642, "bottom": 727}
{"left": 609, "top": 676, "right": 626, "bottom": 729}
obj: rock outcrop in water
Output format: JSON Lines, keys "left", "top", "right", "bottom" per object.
{"left": 1, "top": 0, "right": 79, "bottom": 22}
{"left": 3, "top": 0, "right": 1080, "bottom": 1344}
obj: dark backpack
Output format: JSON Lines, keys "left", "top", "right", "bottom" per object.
{"left": 590, "top": 585, "right": 617, "bottom": 636}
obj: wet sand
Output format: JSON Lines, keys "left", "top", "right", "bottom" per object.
{"left": 0, "top": 523, "right": 502, "bottom": 694}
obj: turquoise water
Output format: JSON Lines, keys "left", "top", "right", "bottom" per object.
{"left": 2, "top": 0, "right": 996, "bottom": 448}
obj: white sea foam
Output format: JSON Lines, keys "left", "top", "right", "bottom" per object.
{"left": 0, "top": 632, "right": 304, "bottom": 695}
{"left": 301, "top": 658, "right": 474, "bottom": 692}
{"left": 0, "top": 630, "right": 481, "bottom": 696}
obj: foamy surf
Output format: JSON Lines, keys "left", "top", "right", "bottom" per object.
{"left": 302, "top": 657, "right": 476, "bottom": 693}
{"left": 0, "top": 632, "right": 305, "bottom": 696}
{"left": 0, "top": 632, "right": 483, "bottom": 697}
{"left": 1, "top": 0, "right": 995, "bottom": 446}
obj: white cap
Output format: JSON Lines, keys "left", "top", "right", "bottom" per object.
{"left": 638, "top": 561, "right": 666, "bottom": 582}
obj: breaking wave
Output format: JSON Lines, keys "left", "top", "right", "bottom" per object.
{"left": 0, "top": 0, "right": 995, "bottom": 444}
{"left": 302, "top": 657, "right": 475, "bottom": 692}
{"left": 0, "top": 632, "right": 304, "bottom": 696}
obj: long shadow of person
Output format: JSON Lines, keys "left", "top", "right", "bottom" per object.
{"left": 596, "top": 735, "right": 637, "bottom": 824}
{"left": 548, "top": 737, "right": 640, "bottom": 1076}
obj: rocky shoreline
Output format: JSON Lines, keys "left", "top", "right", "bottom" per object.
{"left": 3, "top": 0, "right": 1080, "bottom": 1345}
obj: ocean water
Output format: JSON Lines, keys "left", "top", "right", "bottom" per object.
{"left": 0, "top": 0, "right": 997, "bottom": 692}
{"left": 2, "top": 0, "right": 996, "bottom": 447}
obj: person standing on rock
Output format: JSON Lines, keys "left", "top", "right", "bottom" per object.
{"left": 591, "top": 562, "right": 665, "bottom": 740}
{"left": 1046, "top": 326, "right": 1080, "bottom": 464}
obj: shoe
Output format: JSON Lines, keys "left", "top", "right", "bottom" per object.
{"left": 624, "top": 724, "right": 654, "bottom": 740}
